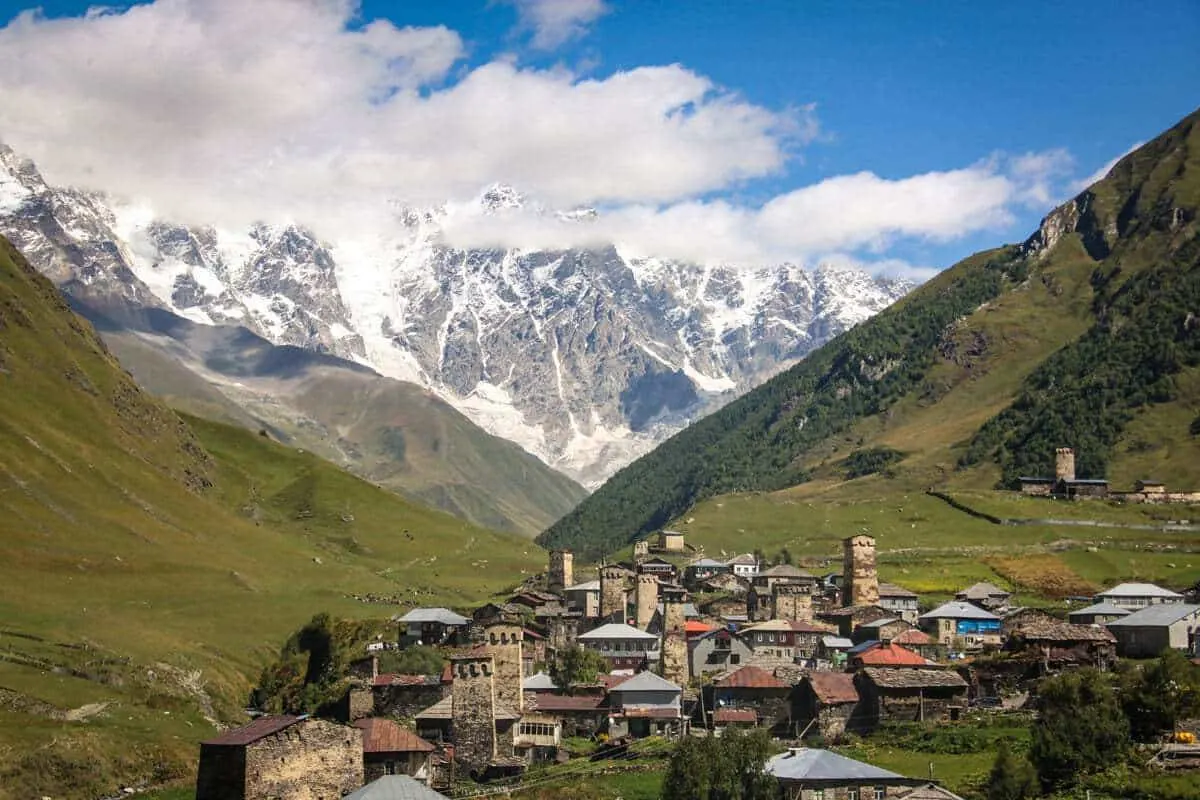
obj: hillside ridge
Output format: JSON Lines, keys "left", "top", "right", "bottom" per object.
{"left": 538, "top": 107, "right": 1200, "bottom": 559}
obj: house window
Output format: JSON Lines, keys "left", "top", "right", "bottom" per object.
{"left": 811, "top": 790, "right": 824, "bottom": 800}
{"left": 874, "top": 787, "right": 885, "bottom": 800}
{"left": 847, "top": 790, "right": 858, "bottom": 800}
{"left": 730, "top": 654, "right": 741, "bottom": 664}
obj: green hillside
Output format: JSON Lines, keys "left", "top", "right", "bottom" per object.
{"left": 84, "top": 306, "right": 587, "bottom": 536}
{"left": 539, "top": 107, "right": 1200, "bottom": 560}
{"left": 0, "top": 237, "right": 541, "bottom": 799}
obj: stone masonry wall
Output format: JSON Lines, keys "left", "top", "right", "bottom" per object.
{"left": 483, "top": 623, "right": 524, "bottom": 713}
{"left": 774, "top": 585, "right": 813, "bottom": 622}
{"left": 635, "top": 575, "right": 659, "bottom": 629}
{"left": 600, "top": 566, "right": 628, "bottom": 621}
{"left": 451, "top": 656, "right": 498, "bottom": 775}
{"left": 239, "top": 719, "right": 362, "bottom": 800}
{"left": 842, "top": 535, "right": 879, "bottom": 607}
{"left": 548, "top": 550, "right": 573, "bottom": 593}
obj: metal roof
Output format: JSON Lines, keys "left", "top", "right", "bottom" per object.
{"left": 1066, "top": 601, "right": 1131, "bottom": 618}
{"left": 920, "top": 601, "right": 1000, "bottom": 621}
{"left": 859, "top": 617, "right": 901, "bottom": 629}
{"left": 608, "top": 670, "right": 681, "bottom": 693}
{"left": 343, "top": 776, "right": 451, "bottom": 800}
{"left": 1105, "top": 604, "right": 1200, "bottom": 627}
{"left": 956, "top": 582, "right": 1010, "bottom": 599}
{"left": 522, "top": 671, "right": 558, "bottom": 691}
{"left": 202, "top": 715, "right": 304, "bottom": 746}
{"left": 714, "top": 665, "right": 789, "bottom": 690}
{"left": 804, "top": 673, "right": 859, "bottom": 705}
{"left": 577, "top": 623, "right": 658, "bottom": 641}
{"left": 878, "top": 582, "right": 918, "bottom": 598}
{"left": 564, "top": 579, "right": 601, "bottom": 591}
{"left": 353, "top": 718, "right": 435, "bottom": 754}
{"left": 1096, "top": 583, "right": 1183, "bottom": 599}
{"left": 821, "top": 636, "right": 853, "bottom": 649}
{"left": 766, "top": 748, "right": 905, "bottom": 782}
{"left": 414, "top": 696, "right": 521, "bottom": 721}
{"left": 689, "top": 558, "right": 727, "bottom": 568}
{"left": 394, "top": 608, "right": 470, "bottom": 625}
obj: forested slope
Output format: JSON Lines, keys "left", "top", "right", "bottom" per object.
{"left": 539, "top": 107, "right": 1200, "bottom": 560}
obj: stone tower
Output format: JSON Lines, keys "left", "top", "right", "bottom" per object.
{"left": 635, "top": 574, "right": 659, "bottom": 629}
{"left": 600, "top": 565, "right": 628, "bottom": 622}
{"left": 548, "top": 550, "right": 573, "bottom": 594}
{"left": 482, "top": 622, "right": 523, "bottom": 713}
{"left": 842, "top": 534, "right": 879, "bottom": 607}
{"left": 547, "top": 616, "right": 578, "bottom": 653}
{"left": 633, "top": 539, "right": 649, "bottom": 565}
{"left": 659, "top": 584, "right": 689, "bottom": 686}
{"left": 1055, "top": 447, "right": 1076, "bottom": 482}
{"left": 451, "top": 654, "right": 497, "bottom": 775}
{"left": 773, "top": 583, "right": 813, "bottom": 622}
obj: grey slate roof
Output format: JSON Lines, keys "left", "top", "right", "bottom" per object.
{"left": 1067, "top": 601, "right": 1131, "bottom": 619}
{"left": 344, "top": 776, "right": 450, "bottom": 800}
{"left": 821, "top": 636, "right": 853, "bottom": 649}
{"left": 522, "top": 671, "right": 558, "bottom": 691}
{"left": 765, "top": 748, "right": 905, "bottom": 782}
{"left": 1105, "top": 604, "right": 1200, "bottom": 627}
{"left": 1096, "top": 583, "right": 1183, "bottom": 600}
{"left": 394, "top": 608, "right": 470, "bottom": 625}
{"left": 920, "top": 601, "right": 1000, "bottom": 621}
{"left": 609, "top": 670, "right": 681, "bottom": 693}
{"left": 578, "top": 623, "right": 658, "bottom": 641}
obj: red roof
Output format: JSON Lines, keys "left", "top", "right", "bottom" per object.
{"left": 202, "top": 715, "right": 303, "bottom": 746}
{"left": 805, "top": 672, "right": 859, "bottom": 705}
{"left": 600, "top": 673, "right": 635, "bottom": 689}
{"left": 715, "top": 665, "right": 788, "bottom": 689}
{"left": 523, "top": 627, "right": 546, "bottom": 640}
{"left": 353, "top": 718, "right": 435, "bottom": 754}
{"left": 526, "top": 694, "right": 607, "bottom": 712}
{"left": 440, "top": 663, "right": 453, "bottom": 683}
{"left": 892, "top": 629, "right": 934, "bottom": 646}
{"left": 854, "top": 642, "right": 928, "bottom": 667}
{"left": 713, "top": 708, "right": 757, "bottom": 724}
{"left": 685, "top": 620, "right": 715, "bottom": 635}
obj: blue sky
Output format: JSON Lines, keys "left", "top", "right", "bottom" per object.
{"left": 0, "top": 0, "right": 1197, "bottom": 275}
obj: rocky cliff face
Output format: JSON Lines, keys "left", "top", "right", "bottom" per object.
{"left": 0, "top": 146, "right": 912, "bottom": 486}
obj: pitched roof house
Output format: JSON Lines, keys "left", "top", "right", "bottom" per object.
{"left": 855, "top": 668, "right": 968, "bottom": 730}
{"left": 919, "top": 602, "right": 1001, "bottom": 649}
{"left": 1105, "top": 603, "right": 1200, "bottom": 657}
{"left": 344, "top": 775, "right": 451, "bottom": 800}
{"left": 354, "top": 718, "right": 435, "bottom": 784}
{"left": 791, "top": 673, "right": 863, "bottom": 740}
{"left": 955, "top": 582, "right": 1012, "bottom": 611}
{"left": 1095, "top": 582, "right": 1184, "bottom": 610}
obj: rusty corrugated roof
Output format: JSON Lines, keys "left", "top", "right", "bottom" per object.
{"left": 354, "top": 718, "right": 436, "bottom": 754}
{"left": 715, "top": 665, "right": 789, "bottom": 689}
{"left": 805, "top": 672, "right": 859, "bottom": 705}
{"left": 202, "top": 715, "right": 304, "bottom": 746}
{"left": 714, "top": 708, "right": 757, "bottom": 723}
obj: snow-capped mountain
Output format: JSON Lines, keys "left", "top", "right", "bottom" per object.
{"left": 0, "top": 145, "right": 912, "bottom": 487}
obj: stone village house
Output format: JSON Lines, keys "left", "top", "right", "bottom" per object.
{"left": 353, "top": 718, "right": 435, "bottom": 783}
{"left": 195, "top": 715, "right": 363, "bottom": 800}
{"left": 791, "top": 672, "right": 863, "bottom": 741}
{"left": 855, "top": 668, "right": 968, "bottom": 729}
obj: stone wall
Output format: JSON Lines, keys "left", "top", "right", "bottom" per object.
{"left": 635, "top": 575, "right": 659, "bottom": 629}
{"left": 547, "top": 617, "right": 579, "bottom": 652}
{"left": 660, "top": 587, "right": 689, "bottom": 686}
{"left": 483, "top": 623, "right": 524, "bottom": 713}
{"left": 842, "top": 535, "right": 879, "bottom": 607}
{"left": 600, "top": 566, "right": 629, "bottom": 621}
{"left": 548, "top": 550, "right": 573, "bottom": 593}
{"left": 196, "top": 718, "right": 363, "bottom": 800}
{"left": 370, "top": 682, "right": 449, "bottom": 720}
{"left": 451, "top": 656, "right": 498, "bottom": 775}
{"left": 774, "top": 585, "right": 813, "bottom": 622}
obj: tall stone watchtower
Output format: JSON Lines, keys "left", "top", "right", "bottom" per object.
{"left": 1055, "top": 447, "right": 1076, "bottom": 482}
{"left": 773, "top": 583, "right": 813, "bottom": 622}
{"left": 548, "top": 550, "right": 573, "bottom": 594}
{"left": 600, "top": 565, "right": 629, "bottom": 622}
{"left": 842, "top": 534, "right": 879, "bottom": 607}
{"left": 633, "top": 540, "right": 649, "bottom": 565}
{"left": 659, "top": 584, "right": 689, "bottom": 686}
{"left": 482, "top": 622, "right": 523, "bottom": 713}
{"left": 451, "top": 654, "right": 497, "bottom": 775}
{"left": 635, "top": 574, "right": 659, "bottom": 630}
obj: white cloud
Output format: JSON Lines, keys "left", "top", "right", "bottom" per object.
{"left": 0, "top": 0, "right": 797, "bottom": 235}
{"left": 0, "top": 0, "right": 1082, "bottom": 275}
{"left": 438, "top": 155, "right": 1060, "bottom": 270}
{"left": 509, "top": 0, "right": 610, "bottom": 50}
{"left": 1070, "top": 141, "right": 1144, "bottom": 194}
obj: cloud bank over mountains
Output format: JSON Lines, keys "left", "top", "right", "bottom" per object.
{"left": 0, "top": 0, "right": 1109, "bottom": 276}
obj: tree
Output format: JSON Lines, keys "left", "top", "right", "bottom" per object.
{"left": 661, "top": 728, "right": 777, "bottom": 800}
{"left": 549, "top": 647, "right": 608, "bottom": 694}
{"left": 1119, "top": 649, "right": 1200, "bottom": 741}
{"left": 986, "top": 740, "right": 1037, "bottom": 800}
{"left": 377, "top": 645, "right": 445, "bottom": 677}
{"left": 1029, "top": 669, "right": 1130, "bottom": 790}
